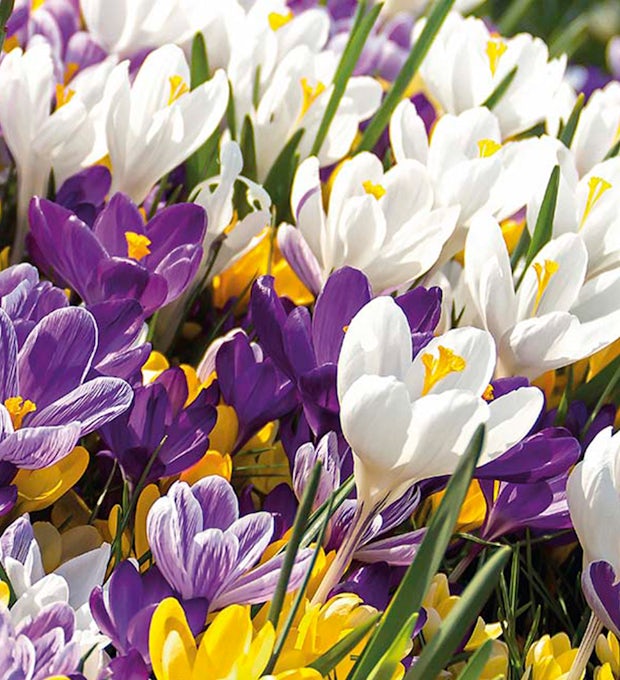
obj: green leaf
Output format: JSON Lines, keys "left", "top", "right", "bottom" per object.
{"left": 302, "top": 475, "right": 356, "bottom": 548}
{"left": 482, "top": 67, "right": 517, "bottom": 110}
{"left": 310, "top": 612, "right": 381, "bottom": 676}
{"left": 522, "top": 165, "right": 561, "bottom": 271}
{"left": 347, "top": 424, "right": 486, "bottom": 680}
{"left": 310, "top": 1, "right": 383, "bottom": 156}
{"left": 604, "top": 139, "right": 620, "bottom": 160}
{"left": 263, "top": 128, "right": 305, "bottom": 223}
{"left": 366, "top": 613, "right": 419, "bottom": 680}
{"left": 497, "top": 0, "right": 537, "bottom": 33}
{"left": 239, "top": 115, "right": 258, "bottom": 182}
{"left": 185, "top": 33, "right": 219, "bottom": 192}
{"left": 356, "top": 0, "right": 456, "bottom": 152}
{"left": 266, "top": 461, "right": 322, "bottom": 630}
{"left": 558, "top": 93, "right": 585, "bottom": 148}
{"left": 406, "top": 546, "right": 511, "bottom": 680}
{"left": 573, "top": 353, "right": 620, "bottom": 406}
{"left": 454, "top": 639, "right": 494, "bottom": 680}
{"left": 0, "top": 0, "right": 15, "bottom": 52}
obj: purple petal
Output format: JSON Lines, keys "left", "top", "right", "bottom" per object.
{"left": 277, "top": 223, "right": 323, "bottom": 295}
{"left": 0, "top": 309, "right": 18, "bottom": 402}
{"left": 17, "top": 307, "right": 97, "bottom": 410}
{"left": 582, "top": 560, "right": 620, "bottom": 638}
{"left": 0, "top": 422, "right": 81, "bottom": 468}
{"left": 190, "top": 476, "right": 239, "bottom": 531}
{"left": 144, "top": 203, "right": 206, "bottom": 269}
{"left": 226, "top": 513, "right": 274, "bottom": 581}
{"left": 92, "top": 193, "right": 144, "bottom": 257}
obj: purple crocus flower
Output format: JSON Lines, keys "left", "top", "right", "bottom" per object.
{"left": 0, "top": 600, "right": 82, "bottom": 679}
{"left": 250, "top": 267, "right": 442, "bottom": 443}
{"left": 215, "top": 331, "right": 297, "bottom": 452}
{"left": 28, "top": 194, "right": 206, "bottom": 315}
{"left": 55, "top": 165, "right": 111, "bottom": 226}
{"left": 146, "top": 476, "right": 313, "bottom": 611}
{"left": 0, "top": 306, "right": 132, "bottom": 470}
{"left": 99, "top": 367, "right": 217, "bottom": 486}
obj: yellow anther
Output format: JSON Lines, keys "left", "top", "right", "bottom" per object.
{"left": 579, "top": 176, "right": 612, "bottom": 229}
{"left": 342, "top": 325, "right": 349, "bottom": 333}
{"left": 64, "top": 62, "right": 79, "bottom": 85}
{"left": 477, "top": 138, "right": 502, "bottom": 158}
{"left": 125, "top": 232, "right": 152, "bottom": 261}
{"left": 55, "top": 83, "right": 75, "bottom": 109}
{"left": 482, "top": 384, "right": 495, "bottom": 401}
{"left": 268, "top": 11, "right": 293, "bottom": 31}
{"left": 362, "top": 180, "right": 386, "bottom": 200}
{"left": 4, "top": 397, "right": 37, "bottom": 430}
{"left": 167, "top": 75, "right": 189, "bottom": 106}
{"left": 3, "top": 35, "right": 19, "bottom": 53}
{"left": 421, "top": 345, "right": 466, "bottom": 396}
{"left": 32, "top": 0, "right": 46, "bottom": 9}
{"left": 300, "top": 77, "right": 326, "bottom": 118}
{"left": 532, "top": 259, "right": 559, "bottom": 315}
{"left": 486, "top": 37, "right": 507, "bottom": 77}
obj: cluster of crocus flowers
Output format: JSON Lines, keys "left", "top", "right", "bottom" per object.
{"left": 0, "top": 0, "right": 619, "bottom": 678}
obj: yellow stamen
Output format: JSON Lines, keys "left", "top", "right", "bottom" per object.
{"left": 3, "top": 35, "right": 19, "bottom": 53}
{"left": 362, "top": 180, "right": 386, "bottom": 200}
{"left": 125, "top": 232, "right": 152, "bottom": 261}
{"left": 32, "top": 0, "right": 46, "bottom": 9}
{"left": 486, "top": 37, "right": 507, "bottom": 77}
{"left": 167, "top": 75, "right": 189, "bottom": 106}
{"left": 64, "top": 62, "right": 79, "bottom": 85}
{"left": 421, "top": 346, "right": 466, "bottom": 395}
{"left": 4, "top": 397, "right": 37, "bottom": 430}
{"left": 477, "top": 138, "right": 502, "bottom": 158}
{"left": 268, "top": 10, "right": 293, "bottom": 31}
{"left": 579, "top": 176, "right": 612, "bottom": 229}
{"left": 55, "top": 83, "right": 75, "bottom": 109}
{"left": 532, "top": 259, "right": 559, "bottom": 315}
{"left": 342, "top": 324, "right": 349, "bottom": 333}
{"left": 482, "top": 384, "right": 495, "bottom": 401}
{"left": 300, "top": 77, "right": 326, "bottom": 118}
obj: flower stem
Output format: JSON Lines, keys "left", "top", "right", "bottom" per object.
{"left": 566, "top": 612, "right": 603, "bottom": 680}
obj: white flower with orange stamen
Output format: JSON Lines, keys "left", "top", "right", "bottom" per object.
{"left": 102, "top": 43, "right": 229, "bottom": 203}
{"left": 416, "top": 12, "right": 566, "bottom": 137}
{"left": 464, "top": 213, "right": 620, "bottom": 379}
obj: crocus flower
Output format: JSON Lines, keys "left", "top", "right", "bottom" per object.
{"left": 250, "top": 267, "right": 442, "bottom": 441}
{"left": 567, "top": 427, "right": 620, "bottom": 638}
{"left": 417, "top": 12, "right": 566, "bottom": 137}
{"left": 0, "top": 600, "right": 83, "bottom": 679}
{"left": 281, "top": 153, "right": 458, "bottom": 294}
{"left": 0, "top": 40, "right": 94, "bottom": 262}
{"left": 464, "top": 213, "right": 620, "bottom": 379}
{"left": 102, "top": 44, "right": 229, "bottom": 203}
{"left": 146, "top": 476, "right": 313, "bottom": 611}
{"left": 99, "top": 367, "right": 217, "bottom": 486}
{"left": 29, "top": 194, "right": 207, "bottom": 315}
{"left": 313, "top": 295, "right": 543, "bottom": 602}
{"left": 0, "top": 306, "right": 132, "bottom": 470}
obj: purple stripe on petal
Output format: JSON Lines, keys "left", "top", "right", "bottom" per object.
{"left": 0, "top": 422, "right": 81, "bottom": 469}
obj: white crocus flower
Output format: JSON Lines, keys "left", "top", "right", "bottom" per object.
{"left": 155, "top": 141, "right": 271, "bottom": 350}
{"left": 80, "top": 0, "right": 214, "bottom": 56}
{"left": 527, "top": 153, "right": 620, "bottom": 278}
{"left": 312, "top": 295, "right": 542, "bottom": 603}
{"left": 280, "top": 152, "right": 459, "bottom": 294}
{"left": 0, "top": 40, "right": 95, "bottom": 263}
{"left": 417, "top": 12, "right": 566, "bottom": 138}
{"left": 250, "top": 45, "right": 381, "bottom": 180}
{"left": 103, "top": 44, "right": 229, "bottom": 203}
{"left": 464, "top": 214, "right": 620, "bottom": 380}
{"left": 571, "top": 82, "right": 620, "bottom": 177}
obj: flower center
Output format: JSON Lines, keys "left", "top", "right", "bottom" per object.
{"left": 486, "top": 37, "right": 507, "bottom": 76}
{"left": 168, "top": 75, "right": 189, "bottom": 106}
{"left": 579, "top": 176, "right": 612, "bottom": 229}
{"left": 55, "top": 84, "right": 75, "bottom": 109}
{"left": 421, "top": 346, "right": 466, "bottom": 396}
{"left": 477, "top": 139, "right": 502, "bottom": 158}
{"left": 362, "top": 180, "right": 386, "bottom": 200}
{"left": 125, "top": 231, "right": 152, "bottom": 261}
{"left": 532, "top": 259, "right": 559, "bottom": 315}
{"left": 4, "top": 397, "right": 37, "bottom": 430}
{"left": 300, "top": 78, "right": 326, "bottom": 118}
{"left": 268, "top": 11, "right": 293, "bottom": 31}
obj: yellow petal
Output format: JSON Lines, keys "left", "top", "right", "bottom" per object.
{"left": 14, "top": 446, "right": 89, "bottom": 513}
{"left": 199, "top": 604, "right": 255, "bottom": 676}
{"left": 180, "top": 450, "right": 233, "bottom": 485}
{"left": 150, "top": 598, "right": 198, "bottom": 680}
{"left": 135, "top": 484, "right": 161, "bottom": 566}
{"left": 142, "top": 351, "right": 170, "bottom": 384}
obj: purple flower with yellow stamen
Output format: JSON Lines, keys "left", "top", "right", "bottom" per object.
{"left": 28, "top": 194, "right": 206, "bottom": 314}
{"left": 146, "top": 476, "right": 313, "bottom": 611}
{"left": 0, "top": 305, "right": 132, "bottom": 471}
